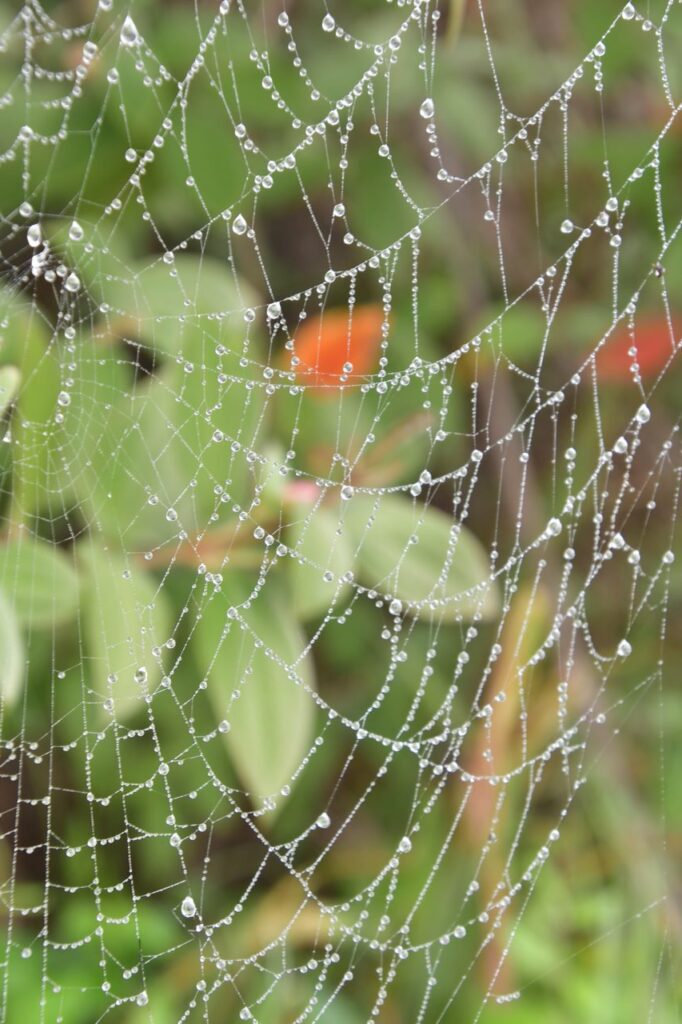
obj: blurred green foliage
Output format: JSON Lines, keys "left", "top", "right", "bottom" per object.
{"left": 0, "top": 0, "right": 681, "bottom": 1021}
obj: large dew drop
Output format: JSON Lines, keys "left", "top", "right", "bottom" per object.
{"left": 180, "top": 896, "right": 196, "bottom": 918}
{"left": 232, "top": 214, "right": 248, "bottom": 236}
{"left": 419, "top": 98, "right": 435, "bottom": 120}
{"left": 27, "top": 223, "right": 42, "bottom": 248}
{"left": 120, "top": 15, "right": 140, "bottom": 47}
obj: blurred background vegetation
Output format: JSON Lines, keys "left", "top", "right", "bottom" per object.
{"left": 0, "top": 0, "right": 681, "bottom": 1021}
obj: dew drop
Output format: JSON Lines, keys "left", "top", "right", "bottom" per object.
{"left": 419, "top": 97, "right": 435, "bottom": 119}
{"left": 232, "top": 214, "right": 248, "bottom": 235}
{"left": 64, "top": 272, "right": 81, "bottom": 293}
{"left": 546, "top": 517, "right": 562, "bottom": 537}
{"left": 389, "top": 599, "right": 403, "bottom": 617}
{"left": 180, "top": 896, "right": 197, "bottom": 918}
{"left": 616, "top": 639, "right": 632, "bottom": 658}
{"left": 120, "top": 15, "right": 140, "bottom": 46}
{"left": 398, "top": 836, "right": 412, "bottom": 854}
{"left": 57, "top": 391, "right": 71, "bottom": 408}
{"left": 560, "top": 219, "right": 574, "bottom": 234}
{"left": 267, "top": 301, "right": 282, "bottom": 320}
{"left": 322, "top": 13, "right": 335, "bottom": 32}
{"left": 68, "top": 220, "right": 84, "bottom": 241}
{"left": 316, "top": 812, "right": 331, "bottom": 829}
{"left": 622, "top": 2, "right": 636, "bottom": 20}
{"left": 27, "top": 224, "right": 41, "bottom": 248}
{"left": 635, "top": 403, "right": 650, "bottom": 424}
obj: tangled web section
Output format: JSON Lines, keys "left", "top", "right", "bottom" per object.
{"left": 0, "top": 0, "right": 680, "bottom": 1021}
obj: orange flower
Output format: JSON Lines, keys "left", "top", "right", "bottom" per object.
{"left": 292, "top": 305, "right": 386, "bottom": 390}
{"left": 597, "top": 314, "right": 679, "bottom": 381}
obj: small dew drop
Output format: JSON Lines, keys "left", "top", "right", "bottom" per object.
{"left": 616, "top": 639, "right": 632, "bottom": 658}
{"left": 316, "top": 812, "right": 331, "bottom": 829}
{"left": 398, "top": 837, "right": 412, "bottom": 854}
{"left": 419, "top": 97, "right": 435, "bottom": 119}
{"left": 560, "top": 219, "right": 574, "bottom": 234}
{"left": 68, "top": 220, "right": 84, "bottom": 242}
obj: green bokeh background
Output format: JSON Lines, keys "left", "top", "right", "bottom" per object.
{"left": 0, "top": 0, "right": 681, "bottom": 1021}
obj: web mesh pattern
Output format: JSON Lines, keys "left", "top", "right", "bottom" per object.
{"left": 0, "top": 0, "right": 680, "bottom": 1021}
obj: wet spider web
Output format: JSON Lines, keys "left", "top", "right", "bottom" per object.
{"left": 0, "top": 0, "right": 680, "bottom": 1021}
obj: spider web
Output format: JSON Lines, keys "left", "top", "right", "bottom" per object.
{"left": 0, "top": 0, "right": 680, "bottom": 1021}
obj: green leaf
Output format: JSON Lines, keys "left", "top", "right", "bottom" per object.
{"left": 0, "top": 587, "right": 24, "bottom": 704}
{"left": 0, "top": 285, "right": 60, "bottom": 516}
{"left": 344, "top": 494, "right": 498, "bottom": 621}
{"left": 64, "top": 257, "right": 266, "bottom": 544}
{"left": 194, "top": 574, "right": 316, "bottom": 813}
{"left": 79, "top": 542, "right": 172, "bottom": 722}
{"left": 0, "top": 365, "right": 20, "bottom": 419}
{"left": 0, "top": 537, "right": 80, "bottom": 628}
{"left": 285, "top": 503, "right": 353, "bottom": 621}
{"left": 98, "top": 253, "right": 258, "bottom": 358}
